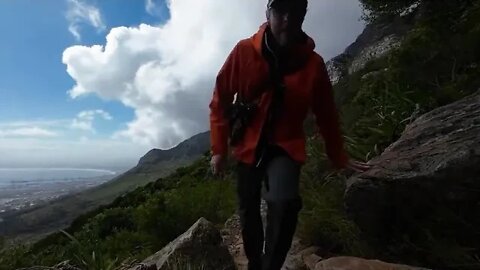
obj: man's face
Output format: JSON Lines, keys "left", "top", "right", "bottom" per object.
{"left": 267, "top": 0, "right": 307, "bottom": 48}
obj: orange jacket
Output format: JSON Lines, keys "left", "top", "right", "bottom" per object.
{"left": 209, "top": 23, "right": 349, "bottom": 169}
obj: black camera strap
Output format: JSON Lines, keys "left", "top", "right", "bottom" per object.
{"left": 254, "top": 31, "right": 286, "bottom": 168}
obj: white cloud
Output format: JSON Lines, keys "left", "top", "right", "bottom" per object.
{"left": 0, "top": 120, "right": 67, "bottom": 128}
{"left": 145, "top": 0, "right": 167, "bottom": 17}
{"left": 145, "top": 0, "right": 156, "bottom": 15}
{"left": 0, "top": 117, "right": 146, "bottom": 170}
{"left": 71, "top": 109, "right": 112, "bottom": 132}
{"left": 66, "top": 0, "right": 106, "bottom": 41}
{"left": 71, "top": 119, "right": 92, "bottom": 132}
{"left": 0, "top": 127, "right": 59, "bottom": 138}
{"left": 0, "top": 137, "right": 149, "bottom": 171}
{"left": 63, "top": 0, "right": 365, "bottom": 150}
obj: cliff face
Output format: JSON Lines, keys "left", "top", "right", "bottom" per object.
{"left": 137, "top": 131, "right": 210, "bottom": 167}
{"left": 326, "top": 10, "right": 420, "bottom": 85}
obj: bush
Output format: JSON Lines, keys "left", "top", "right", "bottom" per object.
{"left": 298, "top": 138, "right": 371, "bottom": 257}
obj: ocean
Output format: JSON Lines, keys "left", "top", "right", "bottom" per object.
{"left": 0, "top": 168, "right": 116, "bottom": 184}
{"left": 0, "top": 168, "right": 118, "bottom": 213}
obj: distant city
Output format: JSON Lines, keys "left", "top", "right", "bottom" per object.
{"left": 0, "top": 169, "right": 119, "bottom": 216}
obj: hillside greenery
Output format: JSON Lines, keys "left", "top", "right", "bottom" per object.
{"left": 0, "top": 156, "right": 237, "bottom": 270}
{"left": 1, "top": 0, "right": 480, "bottom": 269}
{"left": 333, "top": 0, "right": 480, "bottom": 268}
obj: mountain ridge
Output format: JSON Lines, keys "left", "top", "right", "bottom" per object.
{"left": 0, "top": 130, "right": 211, "bottom": 242}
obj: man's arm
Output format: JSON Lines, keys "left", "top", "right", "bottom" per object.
{"left": 311, "top": 57, "right": 349, "bottom": 170}
{"left": 209, "top": 44, "right": 240, "bottom": 156}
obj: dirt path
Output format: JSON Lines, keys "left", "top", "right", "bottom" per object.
{"left": 221, "top": 200, "right": 316, "bottom": 270}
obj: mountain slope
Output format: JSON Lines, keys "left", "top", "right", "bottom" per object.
{"left": 0, "top": 131, "right": 211, "bottom": 242}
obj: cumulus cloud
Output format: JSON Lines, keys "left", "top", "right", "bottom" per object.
{"left": 0, "top": 127, "right": 59, "bottom": 138}
{"left": 66, "top": 0, "right": 106, "bottom": 41}
{"left": 71, "top": 109, "right": 112, "bottom": 132}
{"left": 63, "top": 0, "right": 365, "bottom": 149}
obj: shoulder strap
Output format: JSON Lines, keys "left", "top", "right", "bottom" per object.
{"left": 253, "top": 48, "right": 285, "bottom": 167}
{"left": 261, "top": 32, "right": 286, "bottom": 142}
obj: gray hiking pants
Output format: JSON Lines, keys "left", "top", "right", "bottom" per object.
{"left": 236, "top": 145, "right": 302, "bottom": 270}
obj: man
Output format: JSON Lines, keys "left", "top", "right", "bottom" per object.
{"left": 209, "top": 0, "right": 370, "bottom": 269}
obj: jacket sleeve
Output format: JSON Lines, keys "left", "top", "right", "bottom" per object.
{"left": 312, "top": 57, "right": 349, "bottom": 169}
{"left": 209, "top": 44, "right": 239, "bottom": 156}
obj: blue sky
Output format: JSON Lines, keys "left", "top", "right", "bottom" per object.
{"left": 0, "top": 0, "right": 364, "bottom": 170}
{"left": 0, "top": 0, "right": 172, "bottom": 170}
{"left": 0, "top": 0, "right": 168, "bottom": 131}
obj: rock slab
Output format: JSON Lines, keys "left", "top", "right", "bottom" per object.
{"left": 310, "top": 257, "right": 430, "bottom": 270}
{"left": 130, "top": 217, "right": 235, "bottom": 270}
{"left": 345, "top": 90, "right": 480, "bottom": 243}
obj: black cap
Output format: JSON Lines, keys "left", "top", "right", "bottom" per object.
{"left": 267, "top": 0, "right": 307, "bottom": 9}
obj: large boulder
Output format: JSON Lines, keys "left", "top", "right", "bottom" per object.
{"left": 345, "top": 91, "right": 480, "bottom": 245}
{"left": 308, "top": 257, "right": 430, "bottom": 270}
{"left": 129, "top": 218, "right": 234, "bottom": 270}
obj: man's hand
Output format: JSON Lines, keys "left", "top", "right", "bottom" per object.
{"left": 210, "top": 154, "right": 227, "bottom": 176}
{"left": 346, "top": 159, "right": 372, "bottom": 173}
